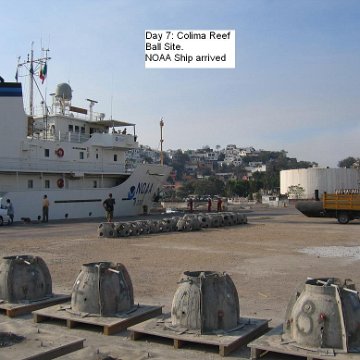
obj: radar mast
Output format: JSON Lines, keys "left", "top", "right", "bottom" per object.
{"left": 17, "top": 43, "right": 51, "bottom": 115}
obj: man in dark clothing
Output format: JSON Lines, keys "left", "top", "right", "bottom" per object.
{"left": 103, "top": 193, "right": 115, "bottom": 222}
{"left": 42, "top": 195, "right": 50, "bottom": 222}
{"left": 217, "top": 197, "right": 222, "bottom": 212}
{"left": 6, "top": 199, "right": 14, "bottom": 223}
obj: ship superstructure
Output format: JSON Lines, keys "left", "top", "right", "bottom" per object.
{"left": 0, "top": 76, "right": 170, "bottom": 221}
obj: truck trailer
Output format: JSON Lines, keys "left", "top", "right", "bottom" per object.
{"left": 295, "top": 192, "right": 360, "bottom": 224}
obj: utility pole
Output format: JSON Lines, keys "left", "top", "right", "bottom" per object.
{"left": 29, "top": 43, "right": 34, "bottom": 116}
{"left": 160, "top": 118, "right": 164, "bottom": 165}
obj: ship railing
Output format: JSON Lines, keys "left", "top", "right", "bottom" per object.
{"left": 30, "top": 131, "right": 91, "bottom": 143}
{"left": 64, "top": 132, "right": 90, "bottom": 142}
{"left": 33, "top": 105, "right": 106, "bottom": 122}
{"left": 30, "top": 131, "right": 87, "bottom": 142}
{"left": 0, "top": 157, "right": 127, "bottom": 173}
{"left": 29, "top": 131, "right": 137, "bottom": 147}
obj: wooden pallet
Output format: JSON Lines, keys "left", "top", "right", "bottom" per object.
{"left": 55, "top": 344, "right": 187, "bottom": 360}
{"left": 0, "top": 294, "right": 70, "bottom": 317}
{"left": 248, "top": 325, "right": 360, "bottom": 360}
{"left": 33, "top": 302, "right": 162, "bottom": 335}
{"left": 129, "top": 315, "right": 269, "bottom": 357}
{"left": 0, "top": 320, "right": 84, "bottom": 360}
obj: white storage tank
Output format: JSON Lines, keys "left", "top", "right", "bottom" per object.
{"left": 280, "top": 168, "right": 360, "bottom": 199}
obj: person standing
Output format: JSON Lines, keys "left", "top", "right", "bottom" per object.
{"left": 217, "top": 197, "right": 222, "bottom": 212}
{"left": 103, "top": 193, "right": 115, "bottom": 222}
{"left": 42, "top": 195, "right": 49, "bottom": 223}
{"left": 187, "top": 197, "right": 194, "bottom": 213}
{"left": 207, "top": 198, "right": 212, "bottom": 212}
{"left": 6, "top": 199, "right": 14, "bottom": 224}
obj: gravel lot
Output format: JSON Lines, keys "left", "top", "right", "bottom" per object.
{"left": 1, "top": 205, "right": 360, "bottom": 359}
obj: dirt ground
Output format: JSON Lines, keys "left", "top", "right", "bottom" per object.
{"left": 1, "top": 205, "right": 360, "bottom": 359}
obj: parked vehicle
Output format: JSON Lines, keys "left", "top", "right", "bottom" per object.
{"left": 296, "top": 191, "right": 360, "bottom": 224}
{"left": 0, "top": 202, "right": 10, "bottom": 226}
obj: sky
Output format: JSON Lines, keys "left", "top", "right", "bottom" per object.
{"left": 1, "top": 0, "right": 359, "bottom": 167}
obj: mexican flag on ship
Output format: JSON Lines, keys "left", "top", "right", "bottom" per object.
{"left": 39, "top": 62, "right": 47, "bottom": 83}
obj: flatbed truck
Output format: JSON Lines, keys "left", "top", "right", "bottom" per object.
{"left": 295, "top": 192, "right": 360, "bottom": 224}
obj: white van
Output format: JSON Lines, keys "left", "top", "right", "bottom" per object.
{"left": 0, "top": 199, "right": 11, "bottom": 225}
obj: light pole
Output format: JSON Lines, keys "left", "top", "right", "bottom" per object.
{"left": 160, "top": 118, "right": 164, "bottom": 165}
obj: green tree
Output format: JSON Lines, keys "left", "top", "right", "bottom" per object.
{"left": 287, "top": 184, "right": 305, "bottom": 199}
{"left": 176, "top": 180, "right": 195, "bottom": 199}
{"left": 225, "top": 179, "right": 250, "bottom": 197}
{"left": 193, "top": 177, "right": 225, "bottom": 196}
{"left": 338, "top": 157, "right": 358, "bottom": 168}
{"left": 198, "top": 167, "right": 213, "bottom": 177}
{"left": 250, "top": 172, "right": 265, "bottom": 191}
{"left": 171, "top": 150, "right": 190, "bottom": 180}
{"left": 140, "top": 155, "right": 153, "bottom": 163}
{"left": 163, "top": 152, "right": 172, "bottom": 166}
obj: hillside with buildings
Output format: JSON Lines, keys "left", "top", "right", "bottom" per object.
{"left": 126, "top": 144, "right": 318, "bottom": 200}
{"left": 127, "top": 145, "right": 360, "bottom": 203}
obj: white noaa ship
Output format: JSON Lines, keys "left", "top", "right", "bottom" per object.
{"left": 0, "top": 79, "right": 171, "bottom": 222}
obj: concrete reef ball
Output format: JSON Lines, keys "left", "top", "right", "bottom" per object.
{"left": 0, "top": 255, "right": 52, "bottom": 303}
{"left": 171, "top": 271, "right": 240, "bottom": 334}
{"left": 283, "top": 277, "right": 360, "bottom": 351}
{"left": 71, "top": 262, "right": 134, "bottom": 316}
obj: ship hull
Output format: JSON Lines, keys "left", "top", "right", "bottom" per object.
{"left": 1, "top": 164, "right": 171, "bottom": 222}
